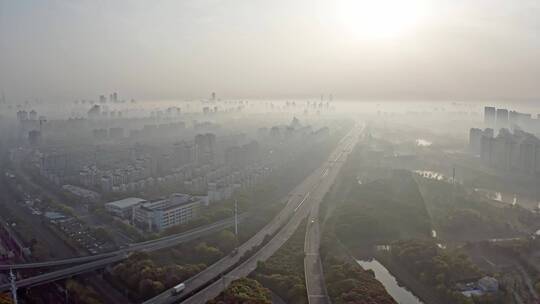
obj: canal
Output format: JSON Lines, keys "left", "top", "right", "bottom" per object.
{"left": 357, "top": 259, "right": 424, "bottom": 304}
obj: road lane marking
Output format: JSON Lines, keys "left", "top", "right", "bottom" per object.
{"left": 294, "top": 192, "right": 310, "bottom": 212}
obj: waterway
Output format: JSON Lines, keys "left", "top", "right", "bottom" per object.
{"left": 357, "top": 259, "right": 424, "bottom": 304}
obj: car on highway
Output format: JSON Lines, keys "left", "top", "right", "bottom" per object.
{"left": 171, "top": 283, "right": 186, "bottom": 295}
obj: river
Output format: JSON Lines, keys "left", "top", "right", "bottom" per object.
{"left": 357, "top": 259, "right": 424, "bottom": 304}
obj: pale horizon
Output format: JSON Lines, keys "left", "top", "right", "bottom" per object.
{"left": 1, "top": 0, "right": 539, "bottom": 103}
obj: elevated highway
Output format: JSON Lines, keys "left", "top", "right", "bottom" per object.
{"left": 0, "top": 214, "right": 245, "bottom": 291}
{"left": 144, "top": 124, "right": 362, "bottom": 304}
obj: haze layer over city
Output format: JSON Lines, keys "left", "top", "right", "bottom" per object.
{"left": 1, "top": 1, "right": 540, "bottom": 304}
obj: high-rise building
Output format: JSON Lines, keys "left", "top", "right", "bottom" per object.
{"left": 29, "top": 110, "right": 37, "bottom": 120}
{"left": 484, "top": 107, "right": 496, "bottom": 126}
{"left": 519, "top": 136, "right": 538, "bottom": 175}
{"left": 111, "top": 92, "right": 118, "bottom": 102}
{"left": 496, "top": 108, "right": 509, "bottom": 128}
{"left": 491, "top": 128, "right": 513, "bottom": 170}
{"left": 16, "top": 110, "right": 28, "bottom": 121}
{"left": 101, "top": 176, "right": 113, "bottom": 192}
{"left": 483, "top": 128, "right": 494, "bottom": 138}
{"left": 480, "top": 130, "right": 494, "bottom": 164}
{"left": 508, "top": 110, "right": 533, "bottom": 128}
{"left": 469, "top": 128, "right": 482, "bottom": 155}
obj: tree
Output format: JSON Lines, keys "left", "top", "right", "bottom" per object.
{"left": 210, "top": 230, "right": 237, "bottom": 253}
{"left": 65, "top": 279, "right": 103, "bottom": 304}
{"left": 208, "top": 278, "right": 271, "bottom": 304}
{"left": 139, "top": 279, "right": 156, "bottom": 298}
{"left": 93, "top": 208, "right": 113, "bottom": 223}
{"left": 194, "top": 242, "right": 222, "bottom": 264}
{"left": 110, "top": 252, "right": 207, "bottom": 299}
{"left": 93, "top": 227, "right": 112, "bottom": 242}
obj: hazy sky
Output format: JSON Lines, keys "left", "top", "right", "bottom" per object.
{"left": 1, "top": 0, "right": 539, "bottom": 102}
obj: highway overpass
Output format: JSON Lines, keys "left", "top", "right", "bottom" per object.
{"left": 0, "top": 214, "right": 246, "bottom": 291}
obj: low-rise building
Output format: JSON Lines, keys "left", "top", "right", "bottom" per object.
{"left": 134, "top": 193, "right": 201, "bottom": 231}
{"left": 105, "top": 197, "right": 146, "bottom": 219}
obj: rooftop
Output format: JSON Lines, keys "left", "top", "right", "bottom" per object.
{"left": 141, "top": 193, "right": 200, "bottom": 212}
{"left": 106, "top": 197, "right": 146, "bottom": 209}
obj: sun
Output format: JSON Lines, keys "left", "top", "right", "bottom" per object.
{"left": 336, "top": 0, "right": 427, "bottom": 40}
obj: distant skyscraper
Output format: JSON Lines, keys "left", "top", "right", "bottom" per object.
{"left": 483, "top": 128, "right": 494, "bottom": 138}
{"left": 469, "top": 128, "right": 482, "bottom": 155}
{"left": 29, "top": 110, "right": 37, "bottom": 120}
{"left": 480, "top": 132, "right": 494, "bottom": 164}
{"left": 496, "top": 108, "right": 509, "bottom": 128}
{"left": 484, "top": 106, "right": 496, "bottom": 126}
{"left": 16, "top": 110, "right": 28, "bottom": 121}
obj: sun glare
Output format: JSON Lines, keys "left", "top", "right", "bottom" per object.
{"left": 337, "top": 0, "right": 427, "bottom": 40}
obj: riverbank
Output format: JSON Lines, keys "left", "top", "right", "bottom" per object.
{"left": 357, "top": 259, "right": 424, "bottom": 304}
{"left": 375, "top": 252, "right": 444, "bottom": 304}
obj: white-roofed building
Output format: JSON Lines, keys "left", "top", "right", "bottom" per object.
{"left": 105, "top": 197, "right": 147, "bottom": 219}
{"left": 134, "top": 193, "right": 201, "bottom": 232}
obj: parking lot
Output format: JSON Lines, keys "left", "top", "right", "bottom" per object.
{"left": 51, "top": 217, "right": 115, "bottom": 254}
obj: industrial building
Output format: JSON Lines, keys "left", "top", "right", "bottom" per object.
{"left": 134, "top": 193, "right": 201, "bottom": 231}
{"left": 105, "top": 197, "right": 147, "bottom": 219}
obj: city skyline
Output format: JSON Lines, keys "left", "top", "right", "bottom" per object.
{"left": 3, "top": 1, "right": 540, "bottom": 303}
